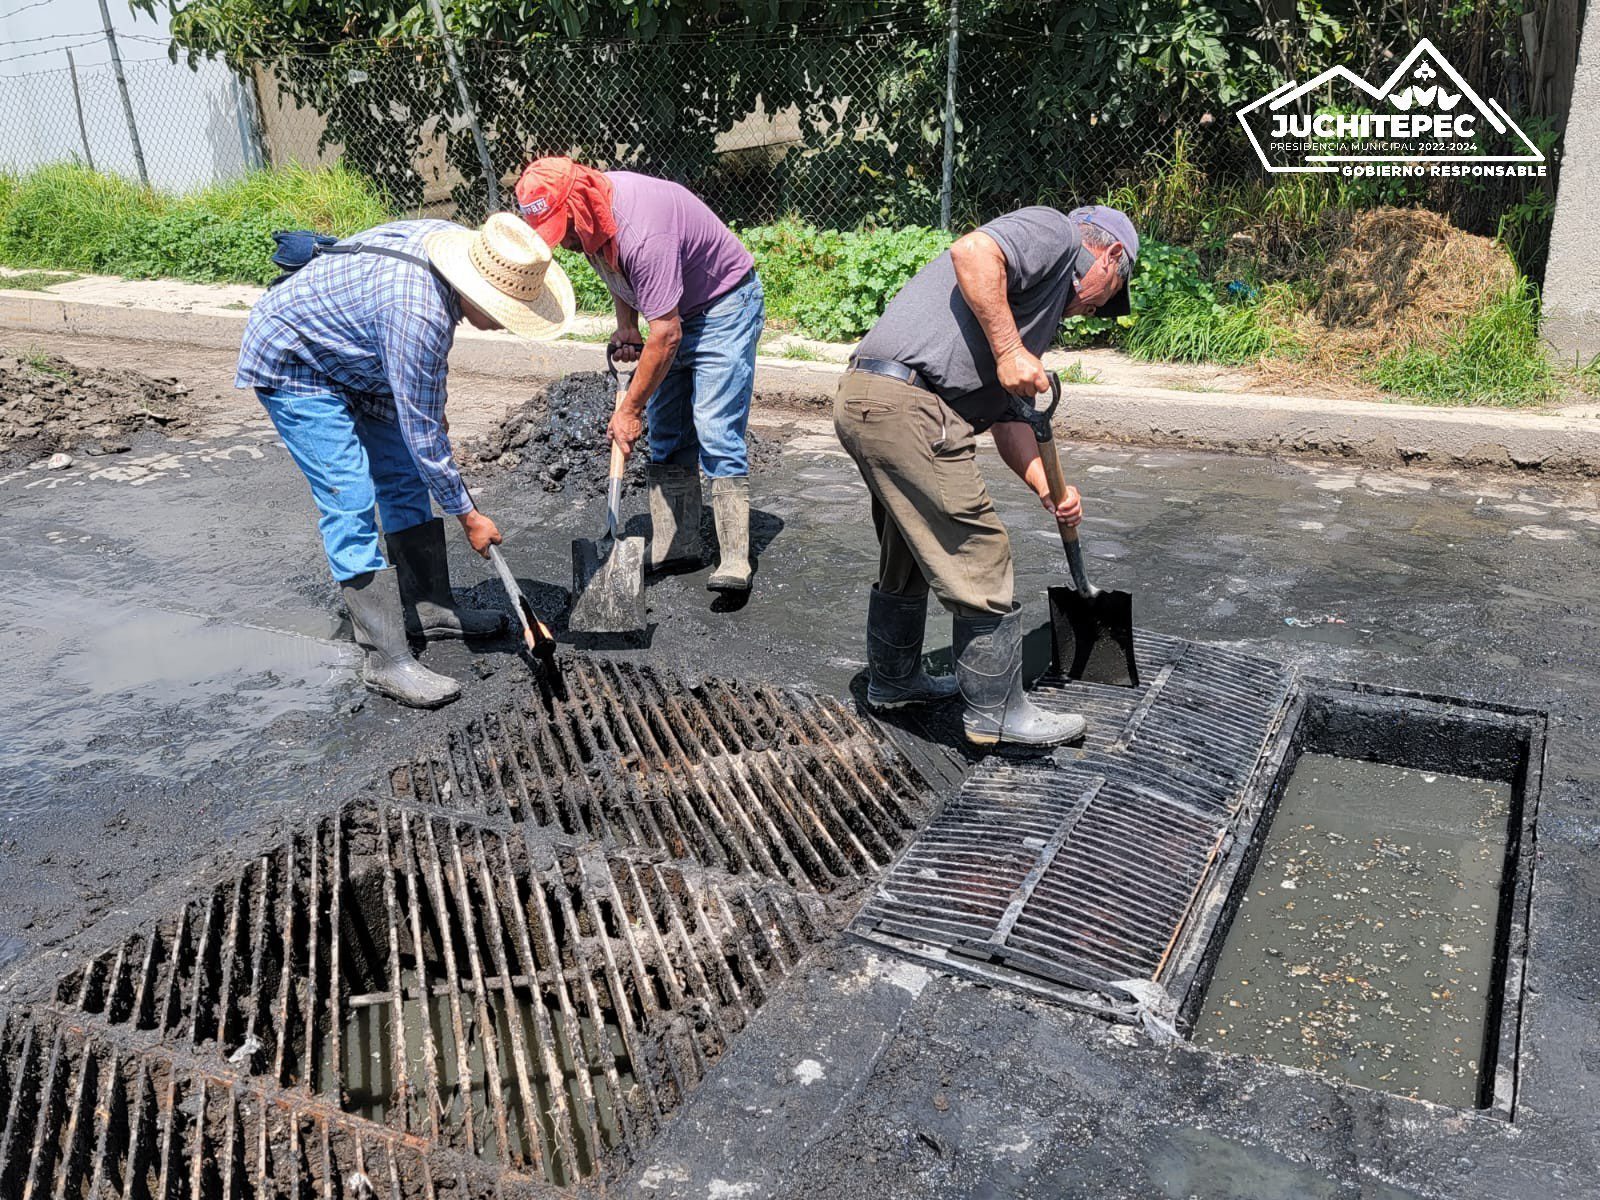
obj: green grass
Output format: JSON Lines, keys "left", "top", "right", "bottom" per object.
{"left": 0, "top": 163, "right": 390, "bottom": 286}
{"left": 1123, "top": 284, "right": 1299, "bottom": 365}
{"left": 17, "top": 345, "right": 68, "bottom": 376}
{"left": 0, "top": 164, "right": 153, "bottom": 275}
{"left": 0, "top": 270, "right": 79, "bottom": 290}
{"left": 1369, "top": 281, "right": 1558, "bottom": 406}
{"left": 1058, "top": 359, "right": 1101, "bottom": 384}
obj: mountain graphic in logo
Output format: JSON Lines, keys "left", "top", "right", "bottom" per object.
{"left": 1236, "top": 38, "right": 1543, "bottom": 173}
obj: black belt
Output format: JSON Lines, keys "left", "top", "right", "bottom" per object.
{"left": 847, "top": 356, "right": 932, "bottom": 393}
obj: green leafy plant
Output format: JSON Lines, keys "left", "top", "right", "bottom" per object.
{"left": 553, "top": 248, "right": 611, "bottom": 313}
{"left": 787, "top": 225, "right": 951, "bottom": 342}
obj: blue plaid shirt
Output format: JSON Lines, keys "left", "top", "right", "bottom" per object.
{"left": 236, "top": 220, "right": 472, "bottom": 515}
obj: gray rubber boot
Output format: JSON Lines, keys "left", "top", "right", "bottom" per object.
{"left": 707, "top": 475, "right": 753, "bottom": 592}
{"left": 385, "top": 517, "right": 507, "bottom": 640}
{"left": 342, "top": 569, "right": 462, "bottom": 709}
{"left": 646, "top": 462, "right": 703, "bottom": 570}
{"left": 953, "top": 606, "right": 1086, "bottom": 749}
{"left": 866, "top": 586, "right": 959, "bottom": 710}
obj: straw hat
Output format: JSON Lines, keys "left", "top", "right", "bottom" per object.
{"left": 425, "top": 213, "right": 574, "bottom": 341}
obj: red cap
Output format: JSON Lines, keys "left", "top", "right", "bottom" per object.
{"left": 514, "top": 157, "right": 575, "bottom": 249}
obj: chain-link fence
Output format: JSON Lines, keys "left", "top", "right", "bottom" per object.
{"left": 0, "top": 12, "right": 1562, "bottom": 269}
{"left": 243, "top": 28, "right": 1199, "bottom": 229}
{"left": 0, "top": 51, "right": 260, "bottom": 192}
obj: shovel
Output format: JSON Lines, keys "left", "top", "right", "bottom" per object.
{"left": 568, "top": 347, "right": 648, "bottom": 634}
{"left": 1030, "top": 375, "right": 1140, "bottom": 687}
{"left": 487, "top": 544, "right": 560, "bottom": 682}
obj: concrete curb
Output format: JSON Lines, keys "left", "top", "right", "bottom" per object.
{"left": 5, "top": 287, "right": 1598, "bottom": 476}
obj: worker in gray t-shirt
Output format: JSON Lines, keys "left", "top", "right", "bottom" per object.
{"left": 834, "top": 204, "right": 1138, "bottom": 750}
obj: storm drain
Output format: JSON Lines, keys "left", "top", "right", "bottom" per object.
{"left": 387, "top": 659, "right": 932, "bottom": 891}
{"left": 851, "top": 632, "right": 1297, "bottom": 1011}
{"left": 44, "top": 797, "right": 829, "bottom": 1189}
{"left": 0, "top": 1009, "right": 516, "bottom": 1200}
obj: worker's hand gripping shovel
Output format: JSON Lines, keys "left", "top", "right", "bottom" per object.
{"left": 1030, "top": 374, "right": 1140, "bottom": 687}
{"left": 568, "top": 347, "right": 648, "bottom": 634}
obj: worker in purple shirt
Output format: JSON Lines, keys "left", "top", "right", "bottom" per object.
{"left": 236, "top": 215, "right": 575, "bottom": 709}
{"left": 515, "top": 158, "right": 764, "bottom": 593}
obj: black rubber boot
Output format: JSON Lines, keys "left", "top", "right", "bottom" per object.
{"left": 385, "top": 517, "right": 507, "bottom": 640}
{"left": 953, "top": 605, "right": 1087, "bottom": 749}
{"left": 866, "top": 586, "right": 959, "bottom": 710}
{"left": 707, "top": 475, "right": 753, "bottom": 592}
{"left": 646, "top": 462, "right": 703, "bottom": 570}
{"left": 342, "top": 569, "right": 461, "bottom": 709}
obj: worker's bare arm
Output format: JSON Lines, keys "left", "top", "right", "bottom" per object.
{"left": 608, "top": 308, "right": 683, "bottom": 456}
{"left": 610, "top": 297, "right": 644, "bottom": 362}
{"left": 991, "top": 420, "right": 1081, "bottom": 527}
{"left": 950, "top": 230, "right": 1048, "bottom": 397}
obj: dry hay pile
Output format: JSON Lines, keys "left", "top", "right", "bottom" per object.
{"left": 1256, "top": 207, "right": 1517, "bottom": 393}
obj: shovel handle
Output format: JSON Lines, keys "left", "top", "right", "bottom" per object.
{"left": 605, "top": 345, "right": 635, "bottom": 479}
{"left": 1034, "top": 412, "right": 1096, "bottom": 597}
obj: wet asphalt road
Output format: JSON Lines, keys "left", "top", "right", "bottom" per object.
{"left": 0, "top": 410, "right": 1596, "bottom": 1197}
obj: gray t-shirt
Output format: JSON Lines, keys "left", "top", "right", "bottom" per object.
{"left": 854, "top": 207, "right": 1086, "bottom": 430}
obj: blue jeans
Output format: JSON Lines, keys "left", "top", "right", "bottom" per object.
{"left": 256, "top": 387, "right": 433, "bottom": 581}
{"left": 648, "top": 273, "right": 764, "bottom": 478}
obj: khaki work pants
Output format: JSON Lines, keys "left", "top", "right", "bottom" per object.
{"left": 833, "top": 370, "right": 1013, "bottom": 618}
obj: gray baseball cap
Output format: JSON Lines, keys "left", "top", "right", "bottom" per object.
{"left": 1067, "top": 205, "right": 1139, "bottom": 318}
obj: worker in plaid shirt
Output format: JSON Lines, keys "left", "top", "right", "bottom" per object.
{"left": 236, "top": 214, "right": 574, "bottom": 709}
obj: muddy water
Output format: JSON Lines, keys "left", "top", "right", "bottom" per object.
{"left": 1197, "top": 754, "right": 1511, "bottom": 1108}
{"left": 0, "top": 582, "right": 353, "bottom": 815}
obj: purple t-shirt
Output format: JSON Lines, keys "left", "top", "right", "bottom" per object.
{"left": 589, "top": 172, "right": 754, "bottom": 320}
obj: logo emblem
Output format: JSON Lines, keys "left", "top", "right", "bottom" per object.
{"left": 1236, "top": 38, "right": 1545, "bottom": 179}
{"left": 520, "top": 196, "right": 550, "bottom": 217}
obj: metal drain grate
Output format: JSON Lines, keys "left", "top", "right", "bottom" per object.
{"left": 851, "top": 633, "right": 1295, "bottom": 1010}
{"left": 388, "top": 659, "right": 932, "bottom": 891}
{"left": 50, "top": 799, "right": 828, "bottom": 1189}
{"left": 0, "top": 1009, "right": 520, "bottom": 1200}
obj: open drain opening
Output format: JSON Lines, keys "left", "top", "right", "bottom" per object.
{"left": 1176, "top": 682, "right": 1544, "bottom": 1116}
{"left": 387, "top": 659, "right": 932, "bottom": 892}
{"left": 50, "top": 800, "right": 829, "bottom": 1189}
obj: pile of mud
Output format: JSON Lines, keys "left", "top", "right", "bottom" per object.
{"left": 463, "top": 371, "right": 781, "bottom": 499}
{"left": 0, "top": 349, "right": 193, "bottom": 465}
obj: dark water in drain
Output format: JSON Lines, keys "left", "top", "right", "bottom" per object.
{"left": 329, "top": 980, "right": 631, "bottom": 1184}
{"left": 1197, "top": 754, "right": 1511, "bottom": 1107}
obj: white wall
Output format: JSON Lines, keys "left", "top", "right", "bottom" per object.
{"left": 0, "top": 0, "right": 260, "bottom": 190}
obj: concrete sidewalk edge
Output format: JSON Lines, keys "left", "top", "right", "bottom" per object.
{"left": 4, "top": 287, "right": 1598, "bottom": 477}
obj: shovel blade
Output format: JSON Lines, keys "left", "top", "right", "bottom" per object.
{"left": 569, "top": 534, "right": 647, "bottom": 633}
{"left": 1048, "top": 585, "right": 1139, "bottom": 687}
